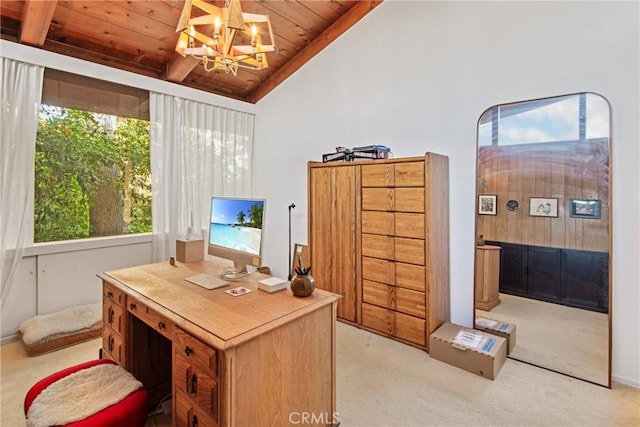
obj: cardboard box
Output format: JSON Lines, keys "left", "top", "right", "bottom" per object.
{"left": 429, "top": 322, "right": 507, "bottom": 380}
{"left": 475, "top": 317, "right": 517, "bottom": 355}
{"left": 176, "top": 239, "right": 204, "bottom": 263}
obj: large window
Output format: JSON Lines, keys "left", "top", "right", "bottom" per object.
{"left": 34, "top": 70, "right": 151, "bottom": 243}
{"left": 478, "top": 93, "right": 610, "bottom": 147}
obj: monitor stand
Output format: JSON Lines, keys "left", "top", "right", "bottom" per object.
{"left": 221, "top": 261, "right": 251, "bottom": 280}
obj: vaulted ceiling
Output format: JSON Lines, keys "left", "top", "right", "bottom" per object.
{"left": 0, "top": 1, "right": 382, "bottom": 103}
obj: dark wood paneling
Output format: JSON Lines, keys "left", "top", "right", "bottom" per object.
{"left": 561, "top": 249, "right": 609, "bottom": 312}
{"left": 527, "top": 246, "right": 561, "bottom": 301}
{"left": 492, "top": 241, "right": 608, "bottom": 313}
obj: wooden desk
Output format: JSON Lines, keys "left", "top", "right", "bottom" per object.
{"left": 475, "top": 245, "right": 501, "bottom": 311}
{"left": 100, "top": 257, "right": 341, "bottom": 427}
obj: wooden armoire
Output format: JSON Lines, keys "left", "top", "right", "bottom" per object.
{"left": 308, "top": 153, "right": 450, "bottom": 351}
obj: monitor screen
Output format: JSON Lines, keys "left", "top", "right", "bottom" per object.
{"left": 208, "top": 196, "right": 265, "bottom": 278}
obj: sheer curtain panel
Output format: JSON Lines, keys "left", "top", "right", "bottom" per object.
{"left": 150, "top": 93, "right": 255, "bottom": 262}
{"left": 0, "top": 59, "right": 43, "bottom": 307}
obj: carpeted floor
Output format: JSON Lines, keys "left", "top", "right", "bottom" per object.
{"left": 1, "top": 322, "right": 638, "bottom": 426}
{"left": 477, "top": 293, "right": 609, "bottom": 385}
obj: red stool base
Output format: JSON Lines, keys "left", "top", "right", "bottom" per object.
{"left": 24, "top": 359, "right": 148, "bottom": 427}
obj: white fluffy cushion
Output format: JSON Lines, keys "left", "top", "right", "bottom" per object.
{"left": 26, "top": 363, "right": 143, "bottom": 427}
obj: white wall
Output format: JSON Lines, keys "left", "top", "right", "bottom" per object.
{"left": 254, "top": 1, "right": 640, "bottom": 387}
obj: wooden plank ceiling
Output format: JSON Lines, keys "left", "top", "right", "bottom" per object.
{"left": 0, "top": 0, "right": 382, "bottom": 103}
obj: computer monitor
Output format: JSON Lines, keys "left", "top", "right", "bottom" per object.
{"left": 208, "top": 196, "right": 265, "bottom": 279}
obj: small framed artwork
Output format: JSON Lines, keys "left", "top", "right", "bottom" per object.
{"left": 529, "top": 198, "right": 558, "bottom": 217}
{"left": 478, "top": 195, "right": 497, "bottom": 215}
{"left": 569, "top": 199, "right": 601, "bottom": 219}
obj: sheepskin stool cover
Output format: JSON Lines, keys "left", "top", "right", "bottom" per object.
{"left": 24, "top": 359, "right": 148, "bottom": 427}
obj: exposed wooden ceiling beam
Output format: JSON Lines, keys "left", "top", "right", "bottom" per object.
{"left": 165, "top": 53, "right": 200, "bottom": 83}
{"left": 246, "top": 0, "right": 383, "bottom": 104}
{"left": 20, "top": 0, "right": 57, "bottom": 46}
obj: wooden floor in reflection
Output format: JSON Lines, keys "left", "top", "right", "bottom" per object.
{"left": 477, "top": 293, "right": 609, "bottom": 386}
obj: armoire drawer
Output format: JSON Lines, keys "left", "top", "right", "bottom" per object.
{"left": 362, "top": 234, "right": 425, "bottom": 265}
{"left": 362, "top": 211, "right": 425, "bottom": 239}
{"left": 362, "top": 257, "right": 394, "bottom": 284}
{"left": 396, "top": 287, "right": 426, "bottom": 318}
{"left": 362, "top": 303, "right": 426, "bottom": 346}
{"left": 362, "top": 188, "right": 424, "bottom": 213}
{"left": 362, "top": 257, "right": 426, "bottom": 292}
{"left": 361, "top": 162, "right": 424, "bottom": 187}
{"left": 362, "top": 303, "right": 394, "bottom": 335}
{"left": 362, "top": 280, "right": 394, "bottom": 309}
{"left": 395, "top": 312, "right": 426, "bottom": 346}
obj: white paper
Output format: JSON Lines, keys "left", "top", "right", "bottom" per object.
{"left": 453, "top": 330, "right": 483, "bottom": 349}
{"left": 475, "top": 317, "right": 499, "bottom": 328}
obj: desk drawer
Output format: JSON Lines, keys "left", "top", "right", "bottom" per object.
{"left": 175, "top": 327, "right": 218, "bottom": 378}
{"left": 103, "top": 301, "right": 123, "bottom": 335}
{"left": 175, "top": 389, "right": 217, "bottom": 427}
{"left": 175, "top": 356, "right": 219, "bottom": 423}
{"left": 103, "top": 281, "right": 124, "bottom": 307}
{"left": 102, "top": 328, "right": 123, "bottom": 364}
{"left": 127, "top": 297, "right": 173, "bottom": 340}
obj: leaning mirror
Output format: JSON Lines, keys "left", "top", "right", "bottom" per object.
{"left": 474, "top": 92, "right": 611, "bottom": 387}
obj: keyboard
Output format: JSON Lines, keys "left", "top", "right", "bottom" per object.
{"left": 184, "top": 273, "right": 229, "bottom": 290}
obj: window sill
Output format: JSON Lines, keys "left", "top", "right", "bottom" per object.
{"left": 23, "top": 233, "right": 152, "bottom": 257}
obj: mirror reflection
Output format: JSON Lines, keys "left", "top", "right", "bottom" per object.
{"left": 474, "top": 93, "right": 611, "bottom": 387}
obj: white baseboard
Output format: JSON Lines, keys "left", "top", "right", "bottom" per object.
{"left": 612, "top": 374, "right": 640, "bottom": 389}
{"left": 1, "top": 333, "right": 18, "bottom": 346}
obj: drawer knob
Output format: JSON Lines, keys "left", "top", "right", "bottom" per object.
{"left": 129, "top": 302, "right": 136, "bottom": 310}
{"left": 157, "top": 321, "right": 165, "bottom": 330}
{"left": 191, "top": 415, "right": 198, "bottom": 427}
{"left": 107, "top": 290, "right": 113, "bottom": 298}
{"left": 184, "top": 346, "right": 193, "bottom": 356}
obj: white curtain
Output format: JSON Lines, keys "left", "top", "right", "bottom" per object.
{"left": 0, "top": 59, "right": 44, "bottom": 307}
{"left": 150, "top": 93, "right": 255, "bottom": 262}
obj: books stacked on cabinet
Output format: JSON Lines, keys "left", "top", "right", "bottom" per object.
{"left": 322, "top": 145, "right": 391, "bottom": 163}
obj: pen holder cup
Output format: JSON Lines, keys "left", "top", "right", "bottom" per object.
{"left": 290, "top": 274, "right": 315, "bottom": 297}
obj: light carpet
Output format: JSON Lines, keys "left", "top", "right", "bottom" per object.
{"left": 1, "top": 323, "right": 638, "bottom": 427}
{"left": 477, "top": 293, "right": 608, "bottom": 385}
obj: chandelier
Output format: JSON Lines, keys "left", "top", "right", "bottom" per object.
{"left": 175, "top": 0, "right": 277, "bottom": 76}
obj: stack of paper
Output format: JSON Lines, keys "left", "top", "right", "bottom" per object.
{"left": 258, "top": 277, "right": 289, "bottom": 293}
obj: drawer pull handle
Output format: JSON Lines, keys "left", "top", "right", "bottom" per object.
{"left": 108, "top": 336, "right": 114, "bottom": 352}
{"left": 129, "top": 302, "right": 136, "bottom": 310}
{"left": 108, "top": 307, "right": 114, "bottom": 324}
{"left": 191, "top": 415, "right": 198, "bottom": 427}
{"left": 184, "top": 346, "right": 193, "bottom": 356}
{"left": 157, "top": 321, "right": 165, "bottom": 330}
{"left": 190, "top": 373, "right": 198, "bottom": 393}
{"left": 107, "top": 290, "right": 113, "bottom": 298}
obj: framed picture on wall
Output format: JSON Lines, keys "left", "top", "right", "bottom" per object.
{"left": 478, "top": 195, "right": 497, "bottom": 215}
{"left": 529, "top": 198, "right": 559, "bottom": 217}
{"left": 569, "top": 199, "right": 601, "bottom": 219}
